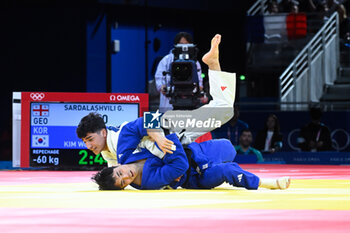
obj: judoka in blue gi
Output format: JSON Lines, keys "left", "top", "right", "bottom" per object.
{"left": 77, "top": 34, "right": 291, "bottom": 190}
{"left": 92, "top": 132, "right": 290, "bottom": 190}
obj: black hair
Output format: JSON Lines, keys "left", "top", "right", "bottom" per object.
{"left": 264, "top": 114, "right": 280, "bottom": 133}
{"left": 241, "top": 128, "right": 252, "bottom": 134}
{"left": 91, "top": 166, "right": 121, "bottom": 190}
{"left": 173, "top": 32, "right": 194, "bottom": 45}
{"left": 76, "top": 112, "right": 106, "bottom": 139}
{"left": 310, "top": 107, "right": 322, "bottom": 121}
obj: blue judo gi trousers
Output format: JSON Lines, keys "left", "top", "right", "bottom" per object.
{"left": 182, "top": 139, "right": 260, "bottom": 190}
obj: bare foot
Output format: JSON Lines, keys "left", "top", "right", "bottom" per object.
{"left": 202, "top": 34, "right": 221, "bottom": 71}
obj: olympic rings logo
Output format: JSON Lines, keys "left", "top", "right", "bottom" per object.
{"left": 287, "top": 128, "right": 350, "bottom": 151}
{"left": 30, "top": 93, "right": 45, "bottom": 101}
{"left": 331, "top": 129, "right": 350, "bottom": 151}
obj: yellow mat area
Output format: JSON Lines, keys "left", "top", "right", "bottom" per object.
{"left": 1, "top": 179, "right": 350, "bottom": 210}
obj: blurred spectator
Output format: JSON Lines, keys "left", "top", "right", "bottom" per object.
{"left": 330, "top": 0, "right": 349, "bottom": 36}
{"left": 154, "top": 32, "right": 203, "bottom": 113}
{"left": 297, "top": 107, "right": 332, "bottom": 152}
{"left": 290, "top": 0, "right": 300, "bottom": 13}
{"left": 254, "top": 114, "right": 283, "bottom": 153}
{"left": 211, "top": 106, "right": 249, "bottom": 146}
{"left": 279, "top": 0, "right": 300, "bottom": 12}
{"left": 235, "top": 129, "right": 264, "bottom": 163}
{"left": 277, "top": 0, "right": 348, "bottom": 15}
{"left": 268, "top": 0, "right": 280, "bottom": 14}
{"left": 318, "top": 0, "right": 348, "bottom": 23}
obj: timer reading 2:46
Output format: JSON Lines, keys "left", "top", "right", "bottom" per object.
{"left": 78, "top": 150, "right": 107, "bottom": 165}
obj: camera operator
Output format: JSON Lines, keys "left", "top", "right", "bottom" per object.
{"left": 155, "top": 32, "right": 205, "bottom": 113}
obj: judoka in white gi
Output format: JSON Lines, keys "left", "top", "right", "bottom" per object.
{"left": 77, "top": 34, "right": 291, "bottom": 190}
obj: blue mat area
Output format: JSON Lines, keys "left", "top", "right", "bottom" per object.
{"left": 0, "top": 161, "right": 14, "bottom": 170}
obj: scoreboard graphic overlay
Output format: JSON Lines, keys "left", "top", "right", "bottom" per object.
{"left": 20, "top": 92, "right": 148, "bottom": 168}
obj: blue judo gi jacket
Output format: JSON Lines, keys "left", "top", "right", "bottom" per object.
{"left": 109, "top": 117, "right": 189, "bottom": 189}
{"left": 110, "top": 117, "right": 259, "bottom": 190}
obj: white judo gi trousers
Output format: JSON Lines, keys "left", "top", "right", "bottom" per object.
{"left": 161, "top": 69, "right": 236, "bottom": 144}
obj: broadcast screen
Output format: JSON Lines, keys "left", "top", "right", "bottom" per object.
{"left": 30, "top": 102, "right": 138, "bottom": 168}
{"left": 14, "top": 92, "right": 148, "bottom": 169}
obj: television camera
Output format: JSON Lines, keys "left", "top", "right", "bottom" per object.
{"left": 163, "top": 43, "right": 203, "bottom": 110}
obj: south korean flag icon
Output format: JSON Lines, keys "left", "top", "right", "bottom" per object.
{"left": 32, "top": 135, "right": 49, "bottom": 147}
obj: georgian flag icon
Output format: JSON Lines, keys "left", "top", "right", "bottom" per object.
{"left": 32, "top": 135, "right": 49, "bottom": 147}
{"left": 32, "top": 104, "right": 49, "bottom": 117}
